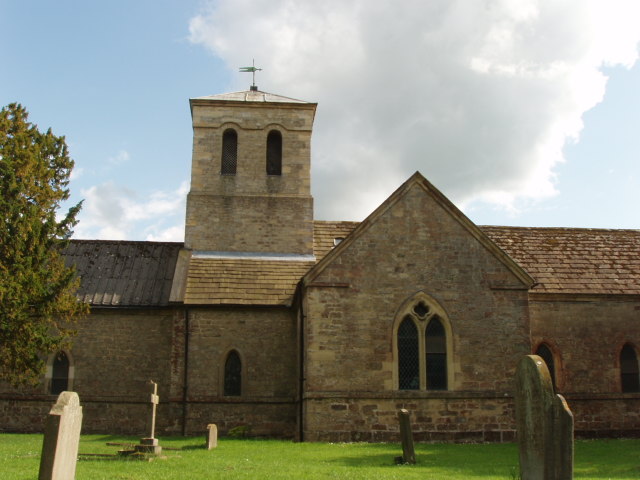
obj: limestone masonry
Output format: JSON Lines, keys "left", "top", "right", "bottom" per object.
{"left": 1, "top": 88, "right": 639, "bottom": 442}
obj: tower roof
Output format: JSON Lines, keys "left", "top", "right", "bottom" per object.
{"left": 191, "top": 89, "right": 312, "bottom": 104}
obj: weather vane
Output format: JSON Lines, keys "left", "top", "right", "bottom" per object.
{"left": 239, "top": 59, "right": 262, "bottom": 91}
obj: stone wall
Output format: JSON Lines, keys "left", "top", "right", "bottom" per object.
{"left": 529, "top": 295, "right": 640, "bottom": 436}
{"left": 303, "top": 395, "right": 516, "bottom": 443}
{"left": 0, "top": 308, "right": 175, "bottom": 434}
{"left": 529, "top": 296, "right": 640, "bottom": 393}
{"left": 302, "top": 180, "right": 531, "bottom": 440}
{"left": 177, "top": 306, "right": 299, "bottom": 437}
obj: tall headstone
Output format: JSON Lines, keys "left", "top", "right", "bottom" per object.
{"left": 397, "top": 409, "right": 416, "bottom": 464}
{"left": 206, "top": 423, "right": 218, "bottom": 450}
{"left": 515, "top": 355, "right": 573, "bottom": 480}
{"left": 38, "top": 391, "right": 83, "bottom": 480}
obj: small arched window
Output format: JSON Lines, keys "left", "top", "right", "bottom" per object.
{"left": 221, "top": 129, "right": 238, "bottom": 175}
{"left": 535, "top": 343, "right": 556, "bottom": 390}
{"left": 620, "top": 344, "right": 640, "bottom": 393}
{"left": 51, "top": 351, "right": 69, "bottom": 395}
{"left": 426, "top": 317, "right": 447, "bottom": 390}
{"left": 266, "top": 130, "right": 282, "bottom": 175}
{"left": 398, "top": 316, "right": 419, "bottom": 390}
{"left": 224, "top": 350, "right": 242, "bottom": 396}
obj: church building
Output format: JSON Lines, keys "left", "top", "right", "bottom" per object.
{"left": 1, "top": 88, "right": 639, "bottom": 442}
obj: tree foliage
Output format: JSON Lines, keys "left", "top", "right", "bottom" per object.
{"left": 0, "top": 103, "right": 87, "bottom": 386}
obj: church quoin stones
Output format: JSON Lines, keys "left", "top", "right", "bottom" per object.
{"left": 2, "top": 86, "right": 640, "bottom": 442}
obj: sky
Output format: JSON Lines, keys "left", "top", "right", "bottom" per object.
{"left": 1, "top": 0, "right": 639, "bottom": 241}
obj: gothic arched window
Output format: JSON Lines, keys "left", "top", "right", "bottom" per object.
{"left": 221, "top": 128, "right": 238, "bottom": 175}
{"left": 395, "top": 294, "right": 451, "bottom": 391}
{"left": 398, "top": 316, "right": 419, "bottom": 390}
{"left": 51, "top": 351, "right": 69, "bottom": 395}
{"left": 426, "top": 317, "right": 447, "bottom": 390}
{"left": 266, "top": 130, "right": 282, "bottom": 175}
{"left": 535, "top": 343, "right": 556, "bottom": 390}
{"left": 224, "top": 350, "right": 242, "bottom": 396}
{"left": 620, "top": 344, "right": 640, "bottom": 393}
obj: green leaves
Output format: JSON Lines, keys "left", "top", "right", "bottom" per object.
{"left": 0, "top": 103, "right": 88, "bottom": 386}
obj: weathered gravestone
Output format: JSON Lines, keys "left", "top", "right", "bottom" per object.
{"left": 39, "top": 391, "right": 83, "bottom": 480}
{"left": 515, "top": 355, "right": 573, "bottom": 480}
{"left": 206, "top": 423, "right": 218, "bottom": 450}
{"left": 395, "top": 408, "right": 416, "bottom": 464}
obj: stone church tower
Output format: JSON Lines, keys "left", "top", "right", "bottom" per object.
{"left": 185, "top": 89, "right": 317, "bottom": 256}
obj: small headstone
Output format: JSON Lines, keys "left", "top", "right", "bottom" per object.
{"left": 395, "top": 408, "right": 416, "bottom": 465}
{"left": 38, "top": 391, "right": 83, "bottom": 480}
{"left": 515, "top": 355, "right": 573, "bottom": 480}
{"left": 206, "top": 424, "right": 218, "bottom": 450}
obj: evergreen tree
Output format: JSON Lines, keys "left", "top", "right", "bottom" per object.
{"left": 0, "top": 103, "right": 87, "bottom": 386}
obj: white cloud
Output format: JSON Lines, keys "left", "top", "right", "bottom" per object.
{"left": 73, "top": 181, "right": 188, "bottom": 241}
{"left": 189, "top": 0, "right": 640, "bottom": 220}
{"left": 107, "top": 150, "right": 130, "bottom": 166}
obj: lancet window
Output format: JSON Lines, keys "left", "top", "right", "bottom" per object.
{"left": 224, "top": 350, "right": 242, "bottom": 396}
{"left": 221, "top": 128, "right": 238, "bottom": 175}
{"left": 266, "top": 130, "right": 282, "bottom": 175}
{"left": 620, "top": 343, "right": 640, "bottom": 393}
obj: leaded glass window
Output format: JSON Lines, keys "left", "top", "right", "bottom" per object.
{"left": 621, "top": 344, "right": 640, "bottom": 393}
{"left": 398, "top": 316, "right": 419, "bottom": 390}
{"left": 535, "top": 343, "right": 556, "bottom": 390}
{"left": 224, "top": 350, "right": 242, "bottom": 396}
{"left": 266, "top": 130, "right": 282, "bottom": 175}
{"left": 426, "top": 317, "right": 447, "bottom": 390}
{"left": 51, "top": 351, "right": 69, "bottom": 395}
{"left": 221, "top": 129, "right": 238, "bottom": 175}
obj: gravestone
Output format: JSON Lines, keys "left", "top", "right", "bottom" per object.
{"left": 134, "top": 380, "right": 162, "bottom": 455}
{"left": 206, "top": 424, "right": 218, "bottom": 450}
{"left": 515, "top": 355, "right": 573, "bottom": 480}
{"left": 38, "top": 391, "right": 83, "bottom": 480}
{"left": 395, "top": 409, "right": 416, "bottom": 464}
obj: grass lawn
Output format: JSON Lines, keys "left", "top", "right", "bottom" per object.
{"left": 1, "top": 434, "right": 640, "bottom": 479}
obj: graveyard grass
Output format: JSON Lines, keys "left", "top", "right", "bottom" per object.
{"left": 1, "top": 434, "right": 640, "bottom": 479}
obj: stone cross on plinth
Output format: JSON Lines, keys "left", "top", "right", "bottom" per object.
{"left": 135, "top": 380, "right": 162, "bottom": 455}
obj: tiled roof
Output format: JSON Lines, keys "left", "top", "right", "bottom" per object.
{"left": 481, "top": 226, "right": 640, "bottom": 295}
{"left": 63, "top": 240, "right": 182, "bottom": 307}
{"left": 314, "top": 221, "right": 360, "bottom": 260}
{"left": 65, "top": 224, "right": 640, "bottom": 308}
{"left": 182, "top": 256, "right": 315, "bottom": 306}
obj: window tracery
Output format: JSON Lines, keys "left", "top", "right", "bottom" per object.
{"left": 395, "top": 294, "right": 450, "bottom": 391}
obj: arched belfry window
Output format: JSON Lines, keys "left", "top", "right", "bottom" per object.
{"left": 266, "top": 130, "right": 282, "bottom": 175}
{"left": 221, "top": 128, "right": 238, "bottom": 175}
{"left": 394, "top": 293, "right": 452, "bottom": 391}
{"left": 224, "top": 350, "right": 242, "bottom": 396}
{"left": 535, "top": 343, "right": 556, "bottom": 390}
{"left": 398, "top": 317, "right": 419, "bottom": 390}
{"left": 620, "top": 344, "right": 640, "bottom": 393}
{"left": 51, "top": 351, "right": 69, "bottom": 395}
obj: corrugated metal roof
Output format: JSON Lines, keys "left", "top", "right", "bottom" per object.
{"left": 63, "top": 240, "right": 182, "bottom": 307}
